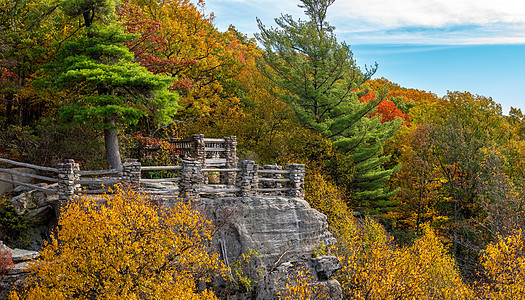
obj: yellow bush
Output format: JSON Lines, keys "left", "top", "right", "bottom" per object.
{"left": 304, "top": 165, "right": 473, "bottom": 299}
{"left": 10, "top": 185, "right": 223, "bottom": 299}
{"left": 480, "top": 231, "right": 525, "bottom": 299}
{"left": 337, "top": 218, "right": 473, "bottom": 299}
{"left": 304, "top": 171, "right": 348, "bottom": 227}
{"left": 276, "top": 265, "right": 328, "bottom": 300}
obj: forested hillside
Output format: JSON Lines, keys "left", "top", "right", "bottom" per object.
{"left": 2, "top": 0, "right": 525, "bottom": 298}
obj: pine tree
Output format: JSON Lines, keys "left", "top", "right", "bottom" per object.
{"left": 256, "top": 0, "right": 401, "bottom": 213}
{"left": 54, "top": 0, "right": 178, "bottom": 169}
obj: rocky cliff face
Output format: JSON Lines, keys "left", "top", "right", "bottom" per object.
{"left": 193, "top": 195, "right": 342, "bottom": 299}
{"left": 1, "top": 189, "right": 342, "bottom": 299}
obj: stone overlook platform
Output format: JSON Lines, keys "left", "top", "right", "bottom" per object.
{"left": 0, "top": 134, "right": 306, "bottom": 201}
{"left": 0, "top": 134, "right": 342, "bottom": 299}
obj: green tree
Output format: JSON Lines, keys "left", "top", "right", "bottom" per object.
{"left": 507, "top": 107, "right": 525, "bottom": 140}
{"left": 256, "top": 0, "right": 401, "bottom": 213}
{"left": 0, "top": 0, "right": 62, "bottom": 126}
{"left": 54, "top": 0, "right": 178, "bottom": 169}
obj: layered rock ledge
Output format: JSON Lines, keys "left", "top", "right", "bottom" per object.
{"left": 192, "top": 195, "right": 342, "bottom": 299}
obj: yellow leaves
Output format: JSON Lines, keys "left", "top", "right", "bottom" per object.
{"left": 480, "top": 231, "right": 525, "bottom": 299}
{"left": 276, "top": 266, "right": 328, "bottom": 300}
{"left": 228, "top": 248, "right": 259, "bottom": 293}
{"left": 336, "top": 218, "right": 473, "bottom": 299}
{"left": 304, "top": 171, "right": 348, "bottom": 227}
{"left": 10, "top": 185, "right": 222, "bottom": 299}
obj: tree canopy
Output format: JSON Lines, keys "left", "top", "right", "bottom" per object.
{"left": 54, "top": 0, "right": 178, "bottom": 169}
{"left": 256, "top": 0, "right": 401, "bottom": 211}
{"left": 3, "top": 0, "right": 525, "bottom": 297}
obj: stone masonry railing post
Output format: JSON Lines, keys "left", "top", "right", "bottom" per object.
{"left": 58, "top": 159, "right": 80, "bottom": 202}
{"left": 262, "top": 164, "right": 282, "bottom": 189}
{"left": 191, "top": 134, "right": 207, "bottom": 184}
{"left": 286, "top": 164, "right": 305, "bottom": 198}
{"left": 236, "top": 160, "right": 258, "bottom": 197}
{"left": 179, "top": 160, "right": 203, "bottom": 199}
{"left": 190, "top": 134, "right": 206, "bottom": 165}
{"left": 222, "top": 136, "right": 238, "bottom": 185}
{"left": 123, "top": 159, "right": 141, "bottom": 189}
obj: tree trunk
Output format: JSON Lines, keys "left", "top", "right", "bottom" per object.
{"left": 6, "top": 94, "right": 13, "bottom": 124}
{"left": 104, "top": 117, "right": 122, "bottom": 170}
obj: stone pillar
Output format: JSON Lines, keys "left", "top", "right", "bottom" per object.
{"left": 236, "top": 160, "right": 258, "bottom": 197}
{"left": 190, "top": 134, "right": 206, "bottom": 165}
{"left": 222, "top": 136, "right": 238, "bottom": 185}
{"left": 191, "top": 134, "right": 207, "bottom": 184}
{"left": 261, "top": 164, "right": 282, "bottom": 189}
{"left": 123, "top": 159, "right": 141, "bottom": 189}
{"left": 58, "top": 159, "right": 80, "bottom": 202}
{"left": 179, "top": 160, "right": 203, "bottom": 199}
{"left": 286, "top": 164, "right": 305, "bottom": 198}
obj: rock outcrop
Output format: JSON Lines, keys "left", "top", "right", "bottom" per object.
{"left": 4, "top": 185, "right": 58, "bottom": 250}
{"left": 1, "top": 189, "right": 342, "bottom": 299}
{"left": 194, "top": 195, "right": 342, "bottom": 299}
{"left": 0, "top": 168, "right": 37, "bottom": 195}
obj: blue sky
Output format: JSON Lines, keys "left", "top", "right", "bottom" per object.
{"left": 203, "top": 0, "right": 525, "bottom": 114}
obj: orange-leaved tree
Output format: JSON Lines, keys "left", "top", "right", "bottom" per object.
{"left": 10, "top": 186, "right": 224, "bottom": 299}
{"left": 388, "top": 122, "right": 443, "bottom": 238}
{"left": 119, "top": 0, "right": 247, "bottom": 122}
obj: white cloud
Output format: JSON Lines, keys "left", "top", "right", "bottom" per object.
{"left": 327, "top": 0, "right": 525, "bottom": 44}
{"left": 331, "top": 0, "right": 525, "bottom": 27}
{"left": 204, "top": 0, "right": 525, "bottom": 45}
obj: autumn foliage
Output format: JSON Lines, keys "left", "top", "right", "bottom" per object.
{"left": 304, "top": 172, "right": 474, "bottom": 299}
{"left": 479, "top": 231, "right": 525, "bottom": 299}
{"left": 0, "top": 244, "right": 14, "bottom": 275}
{"left": 5, "top": 0, "right": 525, "bottom": 298}
{"left": 359, "top": 91, "right": 409, "bottom": 124}
{"left": 276, "top": 266, "right": 328, "bottom": 300}
{"left": 10, "top": 186, "right": 223, "bottom": 299}
{"left": 336, "top": 219, "right": 473, "bottom": 299}
{"left": 119, "top": 0, "right": 248, "bottom": 120}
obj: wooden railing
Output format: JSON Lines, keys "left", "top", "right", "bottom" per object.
{"left": 0, "top": 136, "right": 304, "bottom": 200}
{"left": 170, "top": 135, "right": 237, "bottom": 169}
{"left": 0, "top": 158, "right": 305, "bottom": 200}
{"left": 75, "top": 168, "right": 123, "bottom": 195}
{"left": 140, "top": 165, "right": 182, "bottom": 195}
{"left": 0, "top": 158, "right": 59, "bottom": 193}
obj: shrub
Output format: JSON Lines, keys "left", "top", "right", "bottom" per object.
{"left": 480, "top": 230, "right": 525, "bottom": 299}
{"left": 0, "top": 194, "right": 30, "bottom": 247}
{"left": 337, "top": 218, "right": 473, "bottom": 299}
{"left": 0, "top": 244, "right": 14, "bottom": 275}
{"left": 304, "top": 171, "right": 348, "bottom": 227}
{"left": 10, "top": 185, "right": 224, "bottom": 299}
{"left": 276, "top": 265, "right": 328, "bottom": 300}
{"left": 229, "top": 248, "right": 259, "bottom": 294}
